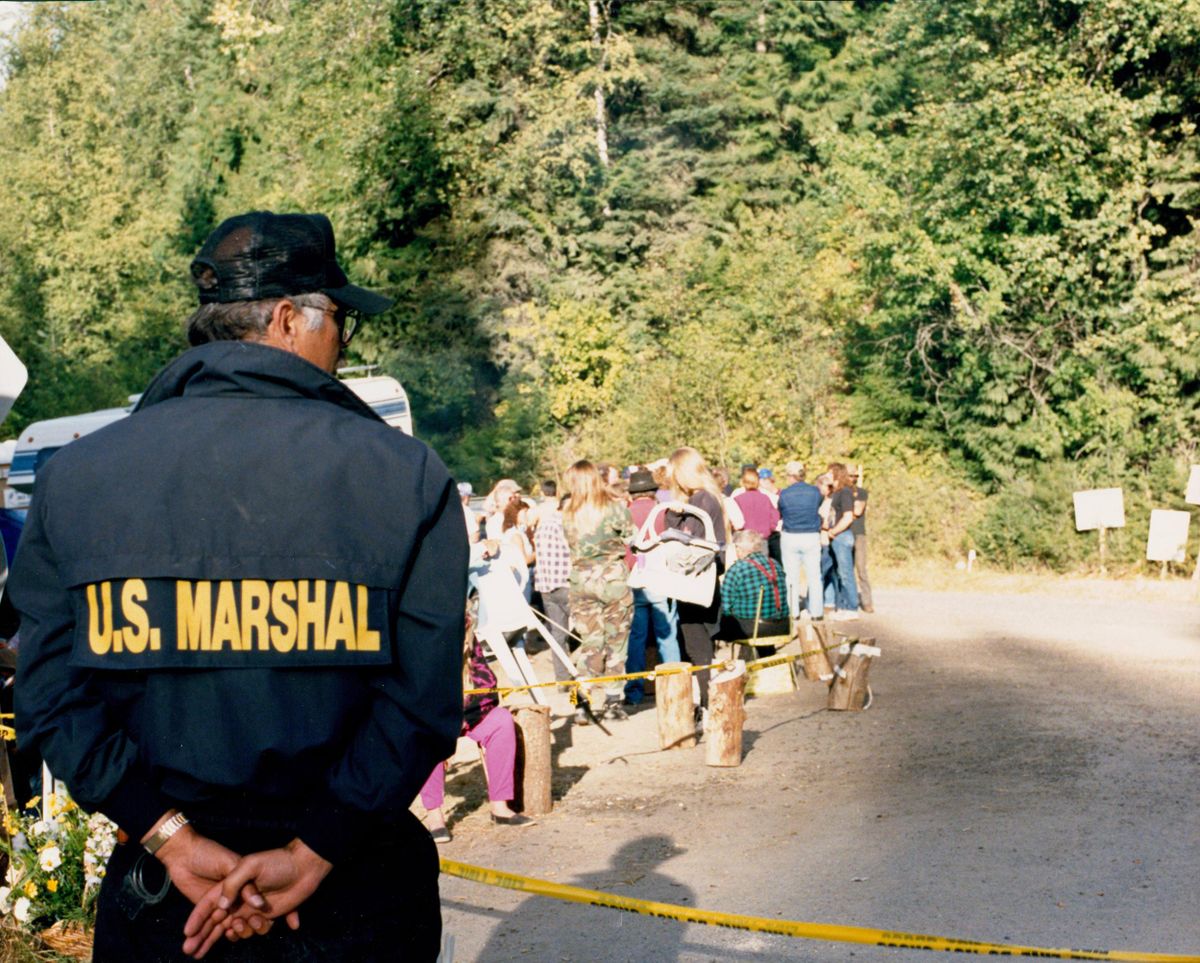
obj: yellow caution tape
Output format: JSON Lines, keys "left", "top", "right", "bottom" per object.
{"left": 440, "top": 859, "right": 1199, "bottom": 961}
{"left": 466, "top": 631, "right": 854, "bottom": 697}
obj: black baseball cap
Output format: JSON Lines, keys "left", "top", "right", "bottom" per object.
{"left": 190, "top": 211, "right": 394, "bottom": 315}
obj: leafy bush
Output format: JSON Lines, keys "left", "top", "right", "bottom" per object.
{"left": 0, "top": 795, "right": 114, "bottom": 934}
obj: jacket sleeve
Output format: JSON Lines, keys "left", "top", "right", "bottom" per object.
{"left": 294, "top": 452, "right": 468, "bottom": 863}
{"left": 11, "top": 481, "right": 174, "bottom": 840}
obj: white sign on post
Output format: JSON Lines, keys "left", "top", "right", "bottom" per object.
{"left": 0, "top": 335, "right": 26, "bottom": 425}
{"left": 1186, "top": 466, "right": 1200, "bottom": 506}
{"left": 1147, "top": 510, "right": 1190, "bottom": 563}
{"left": 1072, "top": 488, "right": 1125, "bottom": 532}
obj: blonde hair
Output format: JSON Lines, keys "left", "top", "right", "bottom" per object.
{"left": 562, "top": 460, "right": 615, "bottom": 535}
{"left": 666, "top": 447, "right": 722, "bottom": 501}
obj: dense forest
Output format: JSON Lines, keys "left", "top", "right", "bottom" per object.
{"left": 0, "top": 0, "right": 1197, "bottom": 571}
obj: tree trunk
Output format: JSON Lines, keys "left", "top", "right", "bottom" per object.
{"left": 512, "top": 704, "right": 553, "bottom": 814}
{"left": 800, "top": 621, "right": 833, "bottom": 681}
{"left": 705, "top": 660, "right": 747, "bottom": 767}
{"left": 827, "top": 641, "right": 880, "bottom": 711}
{"left": 588, "top": 0, "right": 610, "bottom": 170}
{"left": 655, "top": 661, "right": 696, "bottom": 750}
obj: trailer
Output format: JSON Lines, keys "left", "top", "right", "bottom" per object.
{"left": 7, "top": 373, "right": 414, "bottom": 492}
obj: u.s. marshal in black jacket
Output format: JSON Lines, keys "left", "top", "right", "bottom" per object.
{"left": 9, "top": 212, "right": 466, "bottom": 961}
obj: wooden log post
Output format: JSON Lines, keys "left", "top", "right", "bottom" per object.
{"left": 511, "top": 704, "right": 553, "bottom": 815}
{"left": 827, "top": 641, "right": 880, "bottom": 711}
{"left": 705, "top": 660, "right": 747, "bottom": 767}
{"left": 655, "top": 661, "right": 697, "bottom": 750}
{"left": 799, "top": 622, "right": 833, "bottom": 682}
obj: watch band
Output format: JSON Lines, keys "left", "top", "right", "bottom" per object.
{"left": 142, "top": 812, "right": 189, "bottom": 855}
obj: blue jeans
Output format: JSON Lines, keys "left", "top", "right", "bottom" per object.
{"left": 780, "top": 531, "right": 823, "bottom": 620}
{"left": 829, "top": 530, "right": 859, "bottom": 611}
{"left": 822, "top": 545, "right": 835, "bottom": 609}
{"left": 625, "top": 588, "right": 679, "bottom": 703}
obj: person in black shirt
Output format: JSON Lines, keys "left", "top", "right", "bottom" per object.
{"left": 824, "top": 462, "right": 860, "bottom": 620}
{"left": 850, "top": 467, "right": 874, "bottom": 613}
{"left": 10, "top": 212, "right": 466, "bottom": 960}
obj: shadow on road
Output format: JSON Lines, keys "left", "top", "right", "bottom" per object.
{"left": 473, "top": 834, "right": 694, "bottom": 961}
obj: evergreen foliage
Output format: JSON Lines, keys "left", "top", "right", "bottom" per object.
{"left": 0, "top": 0, "right": 1197, "bottom": 571}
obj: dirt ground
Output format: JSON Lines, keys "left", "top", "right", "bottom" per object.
{"left": 425, "top": 582, "right": 1200, "bottom": 963}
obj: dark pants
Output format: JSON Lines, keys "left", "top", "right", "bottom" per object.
{"left": 535, "top": 585, "right": 573, "bottom": 681}
{"left": 718, "top": 615, "right": 790, "bottom": 650}
{"left": 854, "top": 533, "right": 874, "bottom": 611}
{"left": 767, "top": 531, "right": 782, "bottom": 567}
{"left": 93, "top": 809, "right": 441, "bottom": 963}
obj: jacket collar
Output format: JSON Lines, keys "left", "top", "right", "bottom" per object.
{"left": 134, "top": 341, "right": 382, "bottom": 422}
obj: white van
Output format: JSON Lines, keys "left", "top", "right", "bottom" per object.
{"left": 340, "top": 374, "right": 413, "bottom": 435}
{"left": 9, "top": 373, "right": 413, "bottom": 491}
{"left": 8, "top": 407, "right": 133, "bottom": 490}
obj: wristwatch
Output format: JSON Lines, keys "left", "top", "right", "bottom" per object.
{"left": 142, "top": 811, "right": 190, "bottom": 855}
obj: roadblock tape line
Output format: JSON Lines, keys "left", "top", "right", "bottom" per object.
{"left": 465, "top": 633, "right": 859, "bottom": 697}
{"left": 439, "top": 859, "right": 1199, "bottom": 962}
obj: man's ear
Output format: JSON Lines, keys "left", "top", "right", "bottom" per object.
{"left": 263, "top": 298, "right": 302, "bottom": 348}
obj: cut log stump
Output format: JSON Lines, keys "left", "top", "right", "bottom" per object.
{"left": 512, "top": 704, "right": 553, "bottom": 814}
{"left": 705, "top": 660, "right": 747, "bottom": 767}
{"left": 655, "top": 661, "right": 696, "bottom": 750}
{"left": 800, "top": 622, "right": 834, "bottom": 682}
{"left": 827, "top": 640, "right": 880, "bottom": 711}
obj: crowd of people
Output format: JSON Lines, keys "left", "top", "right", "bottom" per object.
{"left": 452, "top": 448, "right": 874, "bottom": 758}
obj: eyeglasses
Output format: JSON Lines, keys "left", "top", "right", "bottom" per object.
{"left": 334, "top": 309, "right": 359, "bottom": 347}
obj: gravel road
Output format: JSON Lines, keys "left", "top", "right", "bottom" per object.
{"left": 430, "top": 586, "right": 1200, "bottom": 962}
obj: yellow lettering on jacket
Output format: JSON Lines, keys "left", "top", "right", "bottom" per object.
{"left": 270, "top": 581, "right": 297, "bottom": 652}
{"left": 211, "top": 581, "right": 242, "bottom": 652}
{"left": 119, "top": 579, "right": 157, "bottom": 654}
{"left": 326, "top": 581, "right": 356, "bottom": 652}
{"left": 177, "top": 581, "right": 212, "bottom": 651}
{"left": 240, "top": 581, "right": 271, "bottom": 651}
{"left": 356, "top": 584, "right": 380, "bottom": 652}
{"left": 296, "top": 580, "right": 325, "bottom": 651}
{"left": 87, "top": 582, "right": 113, "bottom": 655}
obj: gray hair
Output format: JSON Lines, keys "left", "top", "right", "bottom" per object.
{"left": 186, "top": 292, "right": 333, "bottom": 346}
{"left": 732, "top": 529, "right": 766, "bottom": 559}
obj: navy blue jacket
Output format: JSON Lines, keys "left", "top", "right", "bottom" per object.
{"left": 777, "top": 481, "right": 823, "bottom": 534}
{"left": 9, "top": 341, "right": 467, "bottom": 863}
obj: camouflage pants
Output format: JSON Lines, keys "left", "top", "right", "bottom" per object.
{"left": 569, "top": 560, "right": 633, "bottom": 709}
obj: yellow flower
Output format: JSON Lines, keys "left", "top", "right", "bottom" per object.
{"left": 2, "top": 812, "right": 15, "bottom": 836}
{"left": 23, "top": 881, "right": 36, "bottom": 898}
{"left": 45, "top": 879, "right": 58, "bottom": 893}
{"left": 22, "top": 798, "right": 38, "bottom": 810}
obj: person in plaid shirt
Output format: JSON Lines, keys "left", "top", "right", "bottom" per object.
{"left": 532, "top": 481, "right": 573, "bottom": 681}
{"left": 720, "top": 530, "right": 790, "bottom": 645}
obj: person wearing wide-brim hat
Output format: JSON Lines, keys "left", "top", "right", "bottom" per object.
{"left": 622, "top": 469, "right": 682, "bottom": 706}
{"left": 11, "top": 211, "right": 464, "bottom": 960}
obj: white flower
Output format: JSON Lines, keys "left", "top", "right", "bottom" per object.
{"left": 0, "top": 885, "right": 11, "bottom": 912}
{"left": 11, "top": 833, "right": 27, "bottom": 852}
{"left": 38, "top": 845, "right": 61, "bottom": 872}
{"left": 12, "top": 897, "right": 30, "bottom": 923}
{"left": 29, "top": 820, "right": 49, "bottom": 837}
{"left": 84, "top": 872, "right": 103, "bottom": 888}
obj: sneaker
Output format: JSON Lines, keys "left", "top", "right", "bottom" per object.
{"left": 830, "top": 610, "right": 859, "bottom": 621}
{"left": 430, "top": 826, "right": 451, "bottom": 845}
{"left": 604, "top": 700, "right": 629, "bottom": 721}
{"left": 693, "top": 705, "right": 708, "bottom": 732}
{"left": 574, "top": 707, "right": 591, "bottom": 726}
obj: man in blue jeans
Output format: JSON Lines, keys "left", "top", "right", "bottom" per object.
{"left": 776, "top": 461, "right": 825, "bottom": 622}
{"left": 624, "top": 470, "right": 680, "bottom": 705}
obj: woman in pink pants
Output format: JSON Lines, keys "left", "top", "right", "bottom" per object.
{"left": 421, "top": 632, "right": 536, "bottom": 843}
